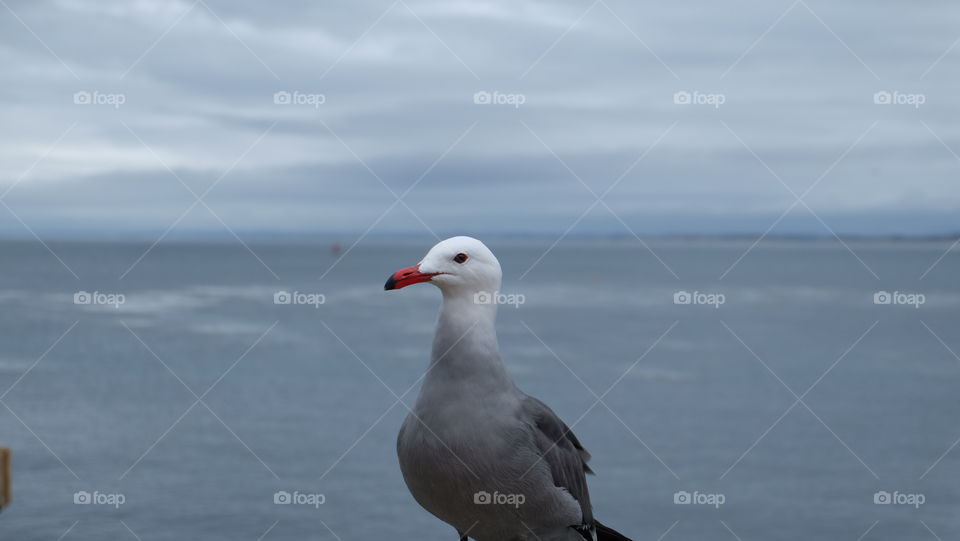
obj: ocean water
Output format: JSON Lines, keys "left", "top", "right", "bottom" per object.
{"left": 0, "top": 238, "right": 957, "bottom": 540}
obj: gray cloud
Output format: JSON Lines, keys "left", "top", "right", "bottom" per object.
{"left": 1, "top": 0, "right": 958, "bottom": 239}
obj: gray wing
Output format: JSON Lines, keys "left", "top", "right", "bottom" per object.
{"left": 521, "top": 395, "right": 594, "bottom": 526}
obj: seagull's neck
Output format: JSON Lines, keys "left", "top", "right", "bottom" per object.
{"left": 426, "top": 290, "right": 512, "bottom": 393}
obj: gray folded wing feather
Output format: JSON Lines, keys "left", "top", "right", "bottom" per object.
{"left": 521, "top": 395, "right": 594, "bottom": 526}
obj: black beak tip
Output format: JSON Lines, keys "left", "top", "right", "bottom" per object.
{"left": 384, "top": 276, "right": 397, "bottom": 291}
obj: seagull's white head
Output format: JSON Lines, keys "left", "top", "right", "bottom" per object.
{"left": 384, "top": 236, "right": 501, "bottom": 295}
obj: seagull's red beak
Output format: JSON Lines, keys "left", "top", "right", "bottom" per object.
{"left": 384, "top": 264, "right": 439, "bottom": 291}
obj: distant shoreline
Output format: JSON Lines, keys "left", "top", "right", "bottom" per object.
{"left": 0, "top": 232, "right": 957, "bottom": 244}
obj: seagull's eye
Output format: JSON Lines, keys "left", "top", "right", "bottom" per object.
{"left": 453, "top": 253, "right": 468, "bottom": 264}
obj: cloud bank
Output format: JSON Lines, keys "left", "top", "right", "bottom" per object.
{"left": 1, "top": 0, "right": 958, "bottom": 238}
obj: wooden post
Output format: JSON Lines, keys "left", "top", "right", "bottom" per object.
{"left": 0, "top": 447, "right": 10, "bottom": 510}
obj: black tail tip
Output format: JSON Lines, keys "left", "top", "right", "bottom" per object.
{"left": 595, "top": 521, "right": 633, "bottom": 541}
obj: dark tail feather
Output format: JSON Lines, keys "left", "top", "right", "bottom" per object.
{"left": 596, "top": 520, "right": 633, "bottom": 541}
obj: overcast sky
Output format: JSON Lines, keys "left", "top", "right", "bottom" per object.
{"left": 1, "top": 0, "right": 958, "bottom": 239}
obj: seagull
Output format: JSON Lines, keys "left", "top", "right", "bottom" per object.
{"left": 385, "top": 236, "right": 632, "bottom": 541}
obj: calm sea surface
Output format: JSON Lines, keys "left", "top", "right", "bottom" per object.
{"left": 0, "top": 239, "right": 957, "bottom": 540}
